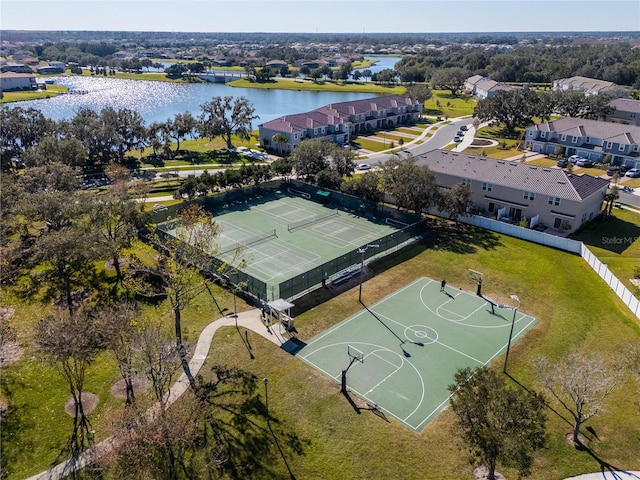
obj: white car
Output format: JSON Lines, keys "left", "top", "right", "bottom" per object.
{"left": 625, "top": 168, "right": 640, "bottom": 178}
{"left": 357, "top": 163, "right": 371, "bottom": 171}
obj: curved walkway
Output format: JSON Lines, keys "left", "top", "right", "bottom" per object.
{"left": 564, "top": 472, "right": 640, "bottom": 480}
{"left": 26, "top": 308, "right": 278, "bottom": 480}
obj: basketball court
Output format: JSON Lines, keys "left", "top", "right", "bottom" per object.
{"left": 297, "top": 276, "right": 537, "bottom": 432}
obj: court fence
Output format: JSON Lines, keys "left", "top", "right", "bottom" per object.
{"left": 150, "top": 180, "right": 425, "bottom": 304}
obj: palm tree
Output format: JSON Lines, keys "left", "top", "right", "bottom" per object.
{"left": 272, "top": 133, "right": 289, "bottom": 156}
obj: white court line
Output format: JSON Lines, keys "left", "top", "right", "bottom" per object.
{"left": 303, "top": 277, "right": 428, "bottom": 347}
{"left": 364, "top": 351, "right": 403, "bottom": 394}
{"left": 370, "top": 309, "right": 485, "bottom": 365}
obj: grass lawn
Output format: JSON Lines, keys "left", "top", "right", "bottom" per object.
{"left": 526, "top": 158, "right": 558, "bottom": 168}
{"left": 79, "top": 69, "right": 200, "bottom": 83}
{"left": 351, "top": 137, "right": 392, "bottom": 152}
{"left": 0, "top": 84, "right": 67, "bottom": 103}
{"left": 570, "top": 207, "right": 640, "bottom": 293}
{"left": 228, "top": 77, "right": 406, "bottom": 95}
{"left": 3, "top": 216, "right": 640, "bottom": 479}
{"left": 423, "top": 90, "right": 476, "bottom": 118}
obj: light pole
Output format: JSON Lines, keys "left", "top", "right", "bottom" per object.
{"left": 358, "top": 244, "right": 379, "bottom": 302}
{"left": 500, "top": 295, "right": 520, "bottom": 373}
{"left": 263, "top": 377, "right": 269, "bottom": 416}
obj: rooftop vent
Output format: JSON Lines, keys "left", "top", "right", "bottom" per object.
{"left": 542, "top": 169, "right": 551, "bottom": 172}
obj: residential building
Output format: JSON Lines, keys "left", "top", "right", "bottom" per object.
{"left": 0, "top": 72, "right": 37, "bottom": 91}
{"left": 525, "top": 117, "right": 640, "bottom": 167}
{"left": 414, "top": 149, "right": 609, "bottom": 233}
{"left": 258, "top": 95, "right": 422, "bottom": 154}
{"left": 606, "top": 98, "right": 640, "bottom": 127}
{"left": 553, "top": 75, "right": 629, "bottom": 97}
{"left": 464, "top": 75, "right": 514, "bottom": 99}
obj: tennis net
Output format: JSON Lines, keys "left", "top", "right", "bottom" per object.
{"left": 219, "top": 229, "right": 277, "bottom": 255}
{"left": 287, "top": 210, "right": 340, "bottom": 232}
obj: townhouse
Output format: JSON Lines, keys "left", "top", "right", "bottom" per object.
{"left": 414, "top": 149, "right": 609, "bottom": 233}
{"left": 525, "top": 117, "right": 640, "bottom": 167}
{"left": 258, "top": 95, "right": 422, "bottom": 154}
{"left": 464, "top": 75, "right": 514, "bottom": 99}
{"left": 0, "top": 72, "right": 37, "bottom": 91}
{"left": 553, "top": 75, "right": 629, "bottom": 97}
{"left": 606, "top": 98, "right": 640, "bottom": 127}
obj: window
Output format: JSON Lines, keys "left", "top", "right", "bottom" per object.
{"left": 482, "top": 182, "right": 493, "bottom": 192}
{"left": 634, "top": 145, "right": 640, "bottom": 152}
{"left": 554, "top": 218, "right": 562, "bottom": 228}
{"left": 606, "top": 141, "right": 613, "bottom": 149}
{"left": 619, "top": 144, "right": 625, "bottom": 151}
{"left": 561, "top": 134, "right": 567, "bottom": 141}
{"left": 294, "top": 133, "right": 299, "bottom": 139}
{"left": 540, "top": 131, "right": 546, "bottom": 138}
{"left": 462, "top": 178, "right": 472, "bottom": 187}
{"left": 572, "top": 136, "right": 578, "bottom": 143}
{"left": 488, "top": 202, "right": 495, "bottom": 212}
{"left": 585, "top": 137, "right": 591, "bottom": 143}
{"left": 548, "top": 196, "right": 561, "bottom": 206}
{"left": 524, "top": 191, "right": 535, "bottom": 200}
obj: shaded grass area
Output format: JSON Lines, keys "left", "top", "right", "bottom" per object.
{"left": 79, "top": 69, "right": 201, "bottom": 83}
{"left": 0, "top": 240, "right": 243, "bottom": 479}
{"left": 526, "top": 158, "right": 559, "bottom": 168}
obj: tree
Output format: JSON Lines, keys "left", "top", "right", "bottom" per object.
{"left": 438, "top": 183, "right": 472, "bottom": 221}
{"left": 474, "top": 88, "right": 540, "bottom": 135}
{"left": 382, "top": 154, "right": 439, "bottom": 214}
{"left": 271, "top": 132, "right": 289, "bottom": 156}
{"left": 404, "top": 83, "right": 432, "bottom": 105}
{"left": 535, "top": 351, "right": 623, "bottom": 447}
{"left": 603, "top": 185, "right": 619, "bottom": 217}
{"left": 167, "top": 112, "right": 197, "bottom": 153}
{"left": 271, "top": 156, "right": 293, "bottom": 180}
{"left": 329, "top": 144, "right": 356, "bottom": 177}
{"left": 95, "top": 302, "right": 140, "bottom": 406}
{"left": 90, "top": 164, "right": 145, "bottom": 291}
{"left": 36, "top": 309, "right": 102, "bottom": 452}
{"left": 449, "top": 367, "right": 547, "bottom": 480}
{"left": 290, "top": 137, "right": 332, "bottom": 180}
{"left": 430, "top": 67, "right": 471, "bottom": 95}
{"left": 199, "top": 96, "right": 259, "bottom": 150}
{"left": 341, "top": 171, "right": 384, "bottom": 204}
{"left": 316, "top": 169, "right": 343, "bottom": 190}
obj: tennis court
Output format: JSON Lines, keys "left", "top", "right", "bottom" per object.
{"left": 297, "top": 277, "right": 538, "bottom": 432}
{"left": 158, "top": 190, "right": 403, "bottom": 300}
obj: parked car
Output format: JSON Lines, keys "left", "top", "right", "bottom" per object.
{"left": 453, "top": 136, "right": 462, "bottom": 142}
{"left": 557, "top": 159, "right": 569, "bottom": 168}
{"left": 357, "top": 163, "right": 371, "bottom": 171}
{"left": 436, "top": 116, "right": 443, "bottom": 121}
{"left": 568, "top": 154, "right": 584, "bottom": 164}
{"left": 625, "top": 168, "right": 640, "bottom": 178}
{"left": 576, "top": 159, "right": 593, "bottom": 167}
{"left": 456, "top": 130, "right": 465, "bottom": 136}
{"left": 460, "top": 125, "right": 468, "bottom": 131}
{"left": 606, "top": 166, "right": 621, "bottom": 176}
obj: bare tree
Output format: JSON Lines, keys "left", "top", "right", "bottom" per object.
{"left": 95, "top": 302, "right": 141, "bottom": 406}
{"left": 35, "top": 309, "right": 102, "bottom": 453}
{"left": 535, "top": 351, "right": 623, "bottom": 447}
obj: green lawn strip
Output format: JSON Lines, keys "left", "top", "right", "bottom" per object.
{"left": 200, "top": 224, "right": 640, "bottom": 480}
{"left": 526, "top": 158, "right": 558, "bottom": 168}
{"left": 423, "top": 90, "right": 476, "bottom": 118}
{"left": 228, "top": 77, "right": 405, "bottom": 94}
{"left": 0, "top": 84, "right": 68, "bottom": 103}
{"left": 573, "top": 167, "right": 607, "bottom": 177}
{"left": 136, "top": 136, "right": 262, "bottom": 165}
{"left": 350, "top": 138, "right": 392, "bottom": 152}
{"left": 78, "top": 69, "right": 197, "bottom": 83}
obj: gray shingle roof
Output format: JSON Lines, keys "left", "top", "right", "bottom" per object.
{"left": 414, "top": 149, "right": 610, "bottom": 201}
{"left": 529, "top": 117, "right": 640, "bottom": 144}
{"left": 609, "top": 98, "right": 640, "bottom": 114}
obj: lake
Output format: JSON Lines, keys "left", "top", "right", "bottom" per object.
{"left": 14, "top": 56, "right": 402, "bottom": 126}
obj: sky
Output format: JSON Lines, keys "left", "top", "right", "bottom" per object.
{"left": 1, "top": 0, "right": 639, "bottom": 34}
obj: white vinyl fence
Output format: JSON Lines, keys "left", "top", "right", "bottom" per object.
{"left": 456, "top": 214, "right": 640, "bottom": 320}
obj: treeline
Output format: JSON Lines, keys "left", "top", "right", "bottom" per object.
{"left": 395, "top": 43, "right": 640, "bottom": 87}
{"left": 0, "top": 96, "right": 257, "bottom": 172}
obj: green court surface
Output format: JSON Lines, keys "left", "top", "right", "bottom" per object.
{"left": 161, "top": 190, "right": 398, "bottom": 299}
{"left": 297, "top": 277, "right": 537, "bottom": 432}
